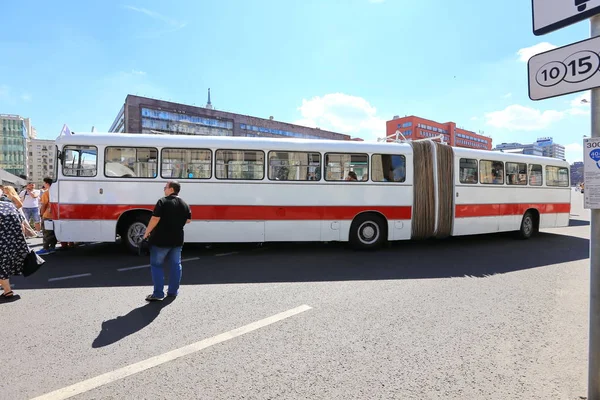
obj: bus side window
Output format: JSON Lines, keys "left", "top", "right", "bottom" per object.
{"left": 459, "top": 158, "right": 478, "bottom": 184}
{"left": 62, "top": 145, "right": 98, "bottom": 177}
{"left": 546, "top": 166, "right": 569, "bottom": 187}
{"left": 528, "top": 164, "right": 543, "bottom": 186}
{"left": 506, "top": 162, "right": 527, "bottom": 185}
{"left": 161, "top": 148, "right": 212, "bottom": 179}
{"left": 324, "top": 153, "right": 368, "bottom": 182}
{"left": 371, "top": 154, "right": 406, "bottom": 182}
{"left": 105, "top": 147, "right": 158, "bottom": 178}
{"left": 215, "top": 149, "right": 265, "bottom": 180}
{"left": 267, "top": 151, "right": 321, "bottom": 181}
{"left": 480, "top": 160, "right": 504, "bottom": 184}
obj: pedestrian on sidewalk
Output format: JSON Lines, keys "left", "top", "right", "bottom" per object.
{"left": 0, "top": 185, "right": 10, "bottom": 203}
{"left": 142, "top": 180, "right": 191, "bottom": 302}
{"left": 0, "top": 201, "right": 30, "bottom": 301}
{"left": 37, "top": 177, "right": 57, "bottom": 255}
{"left": 19, "top": 182, "right": 42, "bottom": 236}
{"left": 2, "top": 185, "right": 37, "bottom": 238}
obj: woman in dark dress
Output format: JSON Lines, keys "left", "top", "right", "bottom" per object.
{"left": 0, "top": 200, "right": 29, "bottom": 299}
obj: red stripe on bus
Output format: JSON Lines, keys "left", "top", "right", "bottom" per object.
{"left": 455, "top": 203, "right": 571, "bottom": 218}
{"left": 56, "top": 204, "right": 413, "bottom": 221}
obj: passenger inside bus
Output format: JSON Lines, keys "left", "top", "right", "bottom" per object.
{"left": 105, "top": 162, "right": 136, "bottom": 178}
{"left": 345, "top": 171, "right": 358, "bottom": 181}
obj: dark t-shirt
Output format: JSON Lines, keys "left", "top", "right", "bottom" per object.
{"left": 149, "top": 195, "right": 192, "bottom": 247}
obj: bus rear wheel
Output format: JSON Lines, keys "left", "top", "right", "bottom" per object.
{"left": 518, "top": 211, "right": 536, "bottom": 240}
{"left": 122, "top": 214, "right": 150, "bottom": 254}
{"left": 349, "top": 214, "right": 386, "bottom": 250}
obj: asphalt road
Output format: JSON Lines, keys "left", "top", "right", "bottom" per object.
{"left": 1, "top": 191, "right": 591, "bottom": 399}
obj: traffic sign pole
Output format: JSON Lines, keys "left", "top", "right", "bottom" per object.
{"left": 590, "top": 14, "right": 600, "bottom": 400}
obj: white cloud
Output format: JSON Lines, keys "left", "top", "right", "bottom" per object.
{"left": 295, "top": 93, "right": 385, "bottom": 140}
{"left": 21, "top": 93, "right": 31, "bottom": 102}
{"left": 567, "top": 107, "right": 590, "bottom": 116}
{"left": 565, "top": 142, "right": 584, "bottom": 163}
{"left": 517, "top": 42, "right": 557, "bottom": 62}
{"left": 131, "top": 69, "right": 146, "bottom": 75}
{"left": 503, "top": 92, "right": 512, "bottom": 98}
{"left": 368, "top": 0, "right": 386, "bottom": 3}
{"left": 124, "top": 5, "right": 186, "bottom": 28}
{"left": 470, "top": 116, "right": 478, "bottom": 121}
{"left": 484, "top": 104, "right": 564, "bottom": 131}
{"left": 571, "top": 91, "right": 591, "bottom": 107}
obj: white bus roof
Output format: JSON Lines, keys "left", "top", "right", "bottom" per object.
{"left": 55, "top": 132, "right": 569, "bottom": 167}
{"left": 55, "top": 132, "right": 415, "bottom": 155}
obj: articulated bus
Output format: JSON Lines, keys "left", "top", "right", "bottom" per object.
{"left": 48, "top": 131, "right": 571, "bottom": 253}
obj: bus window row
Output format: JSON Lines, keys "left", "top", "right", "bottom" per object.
{"left": 459, "top": 158, "right": 569, "bottom": 187}
{"left": 61, "top": 145, "right": 408, "bottom": 183}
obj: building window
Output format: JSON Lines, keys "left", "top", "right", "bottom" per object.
{"left": 268, "top": 151, "right": 321, "bottom": 181}
{"left": 215, "top": 149, "right": 264, "bottom": 180}
{"left": 325, "top": 153, "right": 368, "bottom": 181}
{"left": 105, "top": 147, "right": 158, "bottom": 178}
{"left": 459, "top": 158, "right": 478, "bottom": 184}
{"left": 480, "top": 160, "right": 504, "bottom": 184}
{"left": 546, "top": 166, "right": 569, "bottom": 187}
{"left": 161, "top": 148, "right": 211, "bottom": 179}
{"left": 371, "top": 154, "right": 406, "bottom": 182}
{"left": 506, "top": 162, "right": 527, "bottom": 185}
{"left": 62, "top": 145, "right": 98, "bottom": 177}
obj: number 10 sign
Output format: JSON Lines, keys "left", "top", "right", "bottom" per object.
{"left": 528, "top": 36, "right": 600, "bottom": 100}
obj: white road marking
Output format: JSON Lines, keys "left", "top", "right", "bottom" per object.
{"left": 117, "top": 257, "right": 200, "bottom": 272}
{"left": 29, "top": 304, "right": 313, "bottom": 400}
{"left": 48, "top": 273, "right": 91, "bottom": 282}
{"left": 215, "top": 252, "right": 238, "bottom": 257}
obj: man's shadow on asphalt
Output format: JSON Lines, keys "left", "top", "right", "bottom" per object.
{"left": 92, "top": 297, "right": 175, "bottom": 348}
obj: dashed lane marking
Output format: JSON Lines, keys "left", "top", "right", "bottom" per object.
{"left": 117, "top": 257, "right": 200, "bottom": 272}
{"left": 48, "top": 273, "right": 92, "bottom": 282}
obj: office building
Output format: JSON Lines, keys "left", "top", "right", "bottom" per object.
{"left": 493, "top": 142, "right": 544, "bottom": 156}
{"left": 385, "top": 115, "right": 492, "bottom": 150}
{"left": 536, "top": 137, "right": 565, "bottom": 160}
{"left": 571, "top": 161, "right": 583, "bottom": 185}
{"left": 493, "top": 138, "right": 565, "bottom": 160}
{"left": 27, "top": 139, "right": 55, "bottom": 186}
{"left": 109, "top": 92, "right": 352, "bottom": 141}
{"left": 0, "top": 114, "right": 29, "bottom": 178}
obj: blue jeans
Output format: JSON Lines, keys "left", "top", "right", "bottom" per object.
{"left": 150, "top": 246, "right": 182, "bottom": 298}
{"left": 23, "top": 207, "right": 41, "bottom": 224}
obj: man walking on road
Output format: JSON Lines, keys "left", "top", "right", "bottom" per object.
{"left": 37, "top": 177, "right": 58, "bottom": 255}
{"left": 143, "top": 180, "right": 191, "bottom": 302}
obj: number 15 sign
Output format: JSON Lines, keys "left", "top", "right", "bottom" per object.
{"left": 528, "top": 36, "right": 600, "bottom": 100}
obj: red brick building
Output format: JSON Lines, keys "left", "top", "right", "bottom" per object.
{"left": 386, "top": 115, "right": 492, "bottom": 150}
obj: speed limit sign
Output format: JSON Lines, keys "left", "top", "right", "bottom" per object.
{"left": 528, "top": 35, "right": 600, "bottom": 100}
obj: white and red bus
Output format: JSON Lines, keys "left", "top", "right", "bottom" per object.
{"left": 48, "top": 131, "right": 571, "bottom": 253}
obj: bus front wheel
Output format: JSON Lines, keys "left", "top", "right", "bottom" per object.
{"left": 122, "top": 214, "right": 150, "bottom": 254}
{"left": 518, "top": 211, "right": 536, "bottom": 240}
{"left": 349, "top": 214, "right": 386, "bottom": 250}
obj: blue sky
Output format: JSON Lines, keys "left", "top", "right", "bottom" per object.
{"left": 0, "top": 0, "right": 594, "bottom": 162}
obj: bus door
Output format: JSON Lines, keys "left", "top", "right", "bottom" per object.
{"left": 56, "top": 145, "right": 112, "bottom": 242}
{"left": 453, "top": 158, "right": 500, "bottom": 236}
